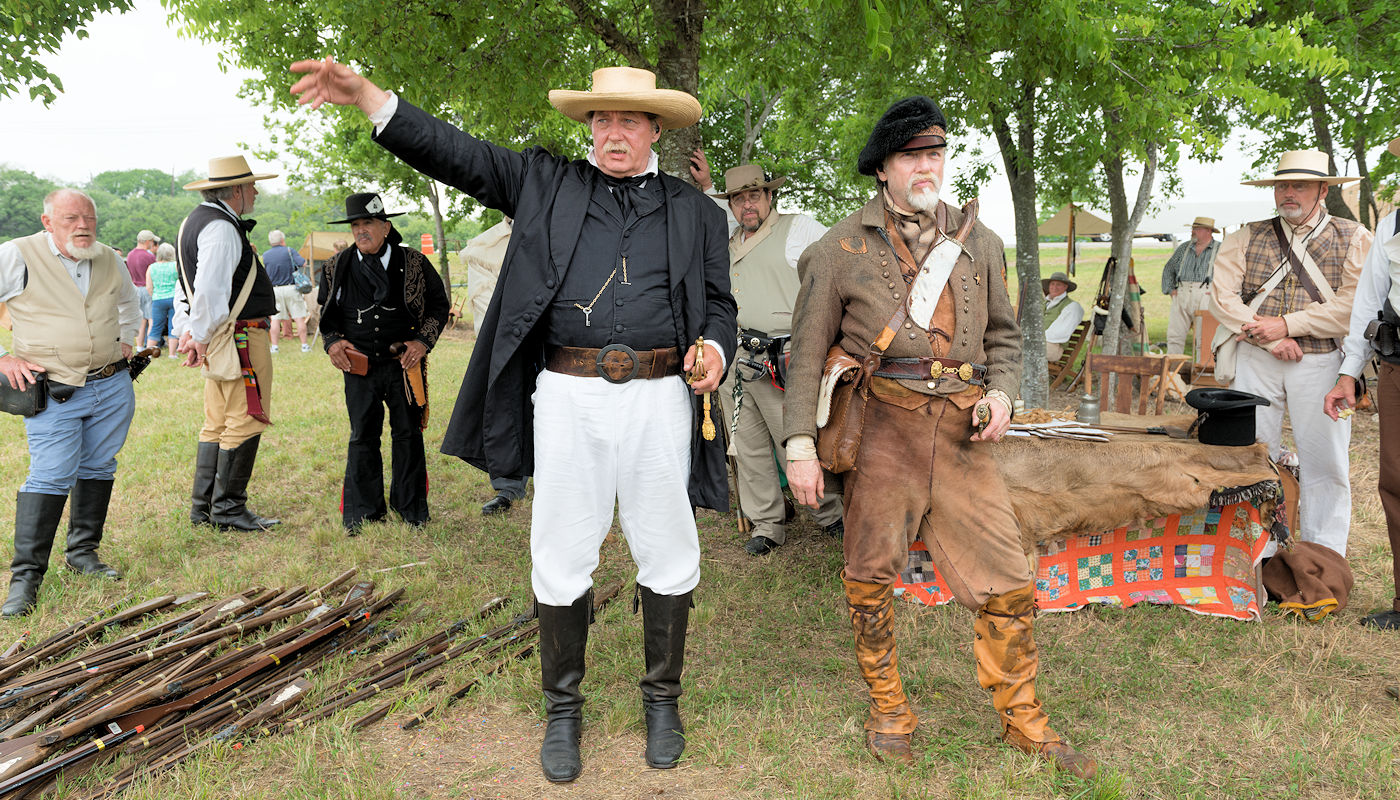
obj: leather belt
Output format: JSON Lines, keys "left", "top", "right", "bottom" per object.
{"left": 237, "top": 318, "right": 271, "bottom": 330}
{"left": 86, "top": 358, "right": 130, "bottom": 380}
{"left": 873, "top": 356, "right": 986, "bottom": 386}
{"left": 545, "top": 345, "right": 682, "bottom": 384}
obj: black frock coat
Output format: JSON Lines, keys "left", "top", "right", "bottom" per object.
{"left": 374, "top": 99, "right": 737, "bottom": 510}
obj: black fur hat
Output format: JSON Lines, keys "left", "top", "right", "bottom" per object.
{"left": 857, "top": 96, "right": 949, "bottom": 176}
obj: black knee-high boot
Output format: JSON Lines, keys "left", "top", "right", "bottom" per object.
{"left": 190, "top": 441, "right": 219, "bottom": 525}
{"left": 211, "top": 435, "right": 280, "bottom": 531}
{"left": 537, "top": 590, "right": 591, "bottom": 783}
{"left": 3, "top": 492, "right": 68, "bottom": 617}
{"left": 639, "top": 586, "right": 692, "bottom": 769}
{"left": 63, "top": 478, "right": 120, "bottom": 579}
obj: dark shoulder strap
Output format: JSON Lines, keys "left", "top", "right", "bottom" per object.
{"left": 1270, "top": 217, "right": 1326, "bottom": 304}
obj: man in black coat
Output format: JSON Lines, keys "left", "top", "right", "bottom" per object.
{"left": 292, "top": 59, "right": 736, "bottom": 783}
{"left": 318, "top": 192, "right": 449, "bottom": 532}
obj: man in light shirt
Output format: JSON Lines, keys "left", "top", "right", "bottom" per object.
{"left": 1323, "top": 135, "right": 1400, "bottom": 630}
{"left": 174, "top": 155, "right": 282, "bottom": 533}
{"left": 1041, "top": 271, "right": 1084, "bottom": 362}
{"left": 1161, "top": 217, "right": 1220, "bottom": 354}
{"left": 0, "top": 189, "right": 140, "bottom": 616}
{"left": 1211, "top": 150, "right": 1371, "bottom": 557}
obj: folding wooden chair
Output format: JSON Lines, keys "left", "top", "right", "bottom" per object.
{"left": 1048, "top": 318, "right": 1094, "bottom": 391}
{"left": 1084, "top": 353, "right": 1178, "bottom": 415}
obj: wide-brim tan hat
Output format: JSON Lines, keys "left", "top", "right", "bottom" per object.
{"left": 183, "top": 155, "right": 277, "bottom": 191}
{"left": 1242, "top": 150, "right": 1358, "bottom": 186}
{"left": 717, "top": 164, "right": 786, "bottom": 199}
{"left": 1389, "top": 137, "right": 1400, "bottom": 158}
{"left": 1191, "top": 216, "right": 1220, "bottom": 233}
{"left": 1041, "top": 271, "right": 1077, "bottom": 293}
{"left": 548, "top": 67, "right": 702, "bottom": 131}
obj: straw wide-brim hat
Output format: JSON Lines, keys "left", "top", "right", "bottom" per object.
{"left": 1389, "top": 137, "right": 1400, "bottom": 158}
{"left": 183, "top": 155, "right": 277, "bottom": 191}
{"left": 1242, "top": 150, "right": 1359, "bottom": 186}
{"left": 717, "top": 164, "right": 786, "bottom": 199}
{"left": 1041, "top": 271, "right": 1077, "bottom": 293}
{"left": 1191, "top": 216, "right": 1220, "bottom": 233}
{"left": 548, "top": 67, "right": 701, "bottom": 131}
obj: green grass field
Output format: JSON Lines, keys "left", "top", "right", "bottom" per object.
{"left": 0, "top": 253, "right": 1397, "bottom": 798}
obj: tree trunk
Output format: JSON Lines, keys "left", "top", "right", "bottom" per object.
{"left": 1353, "top": 136, "right": 1374, "bottom": 229}
{"left": 425, "top": 180, "right": 452, "bottom": 302}
{"left": 652, "top": 0, "right": 706, "bottom": 182}
{"left": 990, "top": 80, "right": 1047, "bottom": 410}
{"left": 1304, "top": 77, "right": 1357, "bottom": 222}
{"left": 1099, "top": 140, "right": 1157, "bottom": 360}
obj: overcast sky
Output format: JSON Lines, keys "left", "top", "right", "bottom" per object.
{"left": 0, "top": 0, "right": 1327, "bottom": 240}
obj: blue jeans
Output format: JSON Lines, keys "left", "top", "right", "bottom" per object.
{"left": 22, "top": 371, "right": 136, "bottom": 495}
{"left": 149, "top": 297, "right": 176, "bottom": 343}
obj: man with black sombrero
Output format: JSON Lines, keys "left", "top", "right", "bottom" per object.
{"left": 1326, "top": 135, "right": 1400, "bottom": 630}
{"left": 175, "top": 155, "right": 282, "bottom": 533}
{"left": 1211, "top": 150, "right": 1373, "bottom": 557}
{"left": 290, "top": 59, "right": 735, "bottom": 782}
{"left": 318, "top": 192, "right": 449, "bottom": 533}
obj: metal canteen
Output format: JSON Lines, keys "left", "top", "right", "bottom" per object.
{"left": 1077, "top": 392, "right": 1101, "bottom": 425}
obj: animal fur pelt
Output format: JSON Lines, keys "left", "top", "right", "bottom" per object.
{"left": 993, "top": 438, "right": 1277, "bottom": 547}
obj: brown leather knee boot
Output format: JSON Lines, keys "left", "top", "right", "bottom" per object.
{"left": 844, "top": 575, "right": 917, "bottom": 764}
{"left": 975, "top": 583, "right": 1096, "bottom": 779}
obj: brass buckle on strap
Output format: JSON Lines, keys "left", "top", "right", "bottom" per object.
{"left": 596, "top": 344, "right": 640, "bottom": 384}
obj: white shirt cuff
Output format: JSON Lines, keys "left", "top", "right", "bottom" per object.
{"left": 369, "top": 92, "right": 400, "bottom": 136}
{"left": 785, "top": 434, "right": 817, "bottom": 461}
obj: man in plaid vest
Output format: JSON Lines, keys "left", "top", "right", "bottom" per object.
{"left": 1210, "top": 150, "right": 1373, "bottom": 556}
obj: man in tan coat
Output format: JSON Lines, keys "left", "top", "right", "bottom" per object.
{"left": 783, "top": 96, "right": 1094, "bottom": 778}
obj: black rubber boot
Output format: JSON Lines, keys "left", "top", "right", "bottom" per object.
{"left": 211, "top": 436, "right": 280, "bottom": 531}
{"left": 639, "top": 586, "right": 692, "bottom": 769}
{"left": 63, "top": 479, "right": 120, "bottom": 579}
{"left": 3, "top": 492, "right": 68, "bottom": 617}
{"left": 537, "top": 589, "right": 592, "bottom": 783}
{"left": 190, "top": 441, "right": 219, "bottom": 525}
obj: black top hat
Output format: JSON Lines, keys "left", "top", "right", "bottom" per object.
{"left": 327, "top": 192, "right": 405, "bottom": 225}
{"left": 1185, "top": 388, "right": 1271, "bottom": 446}
{"left": 857, "top": 96, "right": 949, "bottom": 177}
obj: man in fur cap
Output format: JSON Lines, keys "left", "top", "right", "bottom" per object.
{"left": 783, "top": 96, "right": 1095, "bottom": 778}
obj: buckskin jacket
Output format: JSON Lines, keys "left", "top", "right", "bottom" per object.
{"left": 784, "top": 195, "right": 1021, "bottom": 444}
{"left": 373, "top": 99, "right": 737, "bottom": 510}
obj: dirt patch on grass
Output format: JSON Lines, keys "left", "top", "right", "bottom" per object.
{"left": 363, "top": 704, "right": 761, "bottom": 800}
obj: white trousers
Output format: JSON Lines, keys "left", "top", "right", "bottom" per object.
{"left": 1234, "top": 345, "right": 1351, "bottom": 555}
{"left": 529, "top": 370, "right": 700, "bottom": 605}
{"left": 1166, "top": 281, "right": 1211, "bottom": 355}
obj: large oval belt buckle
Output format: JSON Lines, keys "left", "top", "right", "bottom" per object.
{"left": 929, "top": 359, "right": 944, "bottom": 379}
{"left": 958, "top": 362, "right": 974, "bottom": 382}
{"left": 596, "top": 343, "right": 640, "bottom": 384}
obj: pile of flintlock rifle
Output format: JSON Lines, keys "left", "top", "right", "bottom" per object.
{"left": 0, "top": 570, "right": 616, "bottom": 797}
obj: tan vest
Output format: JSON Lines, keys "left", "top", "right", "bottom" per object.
{"left": 730, "top": 213, "right": 800, "bottom": 334}
{"left": 8, "top": 232, "right": 125, "bottom": 385}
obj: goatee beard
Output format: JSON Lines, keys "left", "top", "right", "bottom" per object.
{"left": 906, "top": 187, "right": 940, "bottom": 212}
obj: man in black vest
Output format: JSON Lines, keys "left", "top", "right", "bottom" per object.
{"left": 175, "top": 155, "right": 281, "bottom": 532}
{"left": 318, "top": 192, "right": 449, "bottom": 532}
{"left": 291, "top": 59, "right": 735, "bottom": 783}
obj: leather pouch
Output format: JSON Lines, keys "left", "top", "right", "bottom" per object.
{"left": 346, "top": 348, "right": 369, "bottom": 376}
{"left": 0, "top": 372, "right": 48, "bottom": 417}
{"left": 815, "top": 347, "right": 870, "bottom": 473}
